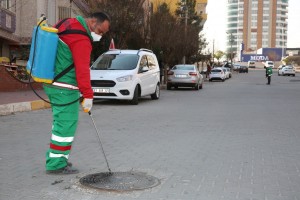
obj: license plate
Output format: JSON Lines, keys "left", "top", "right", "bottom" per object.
{"left": 93, "top": 88, "right": 110, "bottom": 93}
{"left": 175, "top": 74, "right": 187, "bottom": 78}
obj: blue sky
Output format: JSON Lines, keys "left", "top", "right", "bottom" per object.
{"left": 203, "top": 0, "right": 300, "bottom": 52}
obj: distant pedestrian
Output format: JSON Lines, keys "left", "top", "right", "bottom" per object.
{"left": 206, "top": 64, "right": 211, "bottom": 79}
{"left": 265, "top": 65, "right": 272, "bottom": 85}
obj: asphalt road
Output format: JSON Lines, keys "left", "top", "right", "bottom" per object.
{"left": 1, "top": 69, "right": 300, "bottom": 200}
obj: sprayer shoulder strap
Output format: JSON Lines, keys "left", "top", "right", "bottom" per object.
{"left": 52, "top": 18, "right": 92, "bottom": 83}
{"left": 55, "top": 18, "right": 92, "bottom": 43}
{"left": 52, "top": 64, "right": 74, "bottom": 83}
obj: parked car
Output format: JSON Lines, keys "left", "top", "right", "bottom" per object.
{"left": 264, "top": 61, "right": 274, "bottom": 68}
{"left": 225, "top": 67, "right": 232, "bottom": 78}
{"left": 167, "top": 64, "right": 203, "bottom": 90}
{"left": 222, "top": 62, "right": 233, "bottom": 69}
{"left": 239, "top": 65, "right": 248, "bottom": 73}
{"left": 209, "top": 67, "right": 226, "bottom": 82}
{"left": 90, "top": 49, "right": 160, "bottom": 105}
{"left": 233, "top": 64, "right": 241, "bottom": 71}
{"left": 278, "top": 65, "right": 296, "bottom": 76}
{"left": 248, "top": 60, "right": 256, "bottom": 68}
{"left": 222, "top": 67, "right": 231, "bottom": 79}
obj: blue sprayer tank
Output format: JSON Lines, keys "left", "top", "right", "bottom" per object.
{"left": 26, "top": 25, "right": 59, "bottom": 83}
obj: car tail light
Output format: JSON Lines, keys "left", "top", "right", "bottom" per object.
{"left": 168, "top": 71, "right": 174, "bottom": 75}
{"left": 189, "top": 72, "right": 197, "bottom": 76}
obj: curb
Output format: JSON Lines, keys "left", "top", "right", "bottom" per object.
{"left": 0, "top": 100, "right": 50, "bottom": 116}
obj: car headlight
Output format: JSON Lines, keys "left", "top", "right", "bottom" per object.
{"left": 117, "top": 75, "right": 133, "bottom": 82}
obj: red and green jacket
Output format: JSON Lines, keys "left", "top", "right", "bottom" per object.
{"left": 54, "top": 16, "right": 93, "bottom": 99}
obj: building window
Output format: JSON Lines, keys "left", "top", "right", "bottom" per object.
{"left": 59, "top": 6, "right": 71, "bottom": 20}
{"left": 1, "top": 0, "right": 11, "bottom": 9}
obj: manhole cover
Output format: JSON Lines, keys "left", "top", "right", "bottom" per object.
{"left": 79, "top": 171, "right": 160, "bottom": 191}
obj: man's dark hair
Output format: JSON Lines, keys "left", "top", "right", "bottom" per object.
{"left": 90, "top": 12, "right": 111, "bottom": 23}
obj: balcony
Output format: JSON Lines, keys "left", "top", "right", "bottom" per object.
{"left": 0, "top": 8, "right": 16, "bottom": 33}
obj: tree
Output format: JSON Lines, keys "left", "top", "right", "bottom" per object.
{"left": 214, "top": 50, "right": 225, "bottom": 65}
{"left": 225, "top": 52, "right": 236, "bottom": 62}
{"left": 86, "top": 0, "right": 148, "bottom": 59}
{"left": 175, "top": 0, "right": 205, "bottom": 64}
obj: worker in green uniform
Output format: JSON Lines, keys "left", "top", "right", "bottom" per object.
{"left": 44, "top": 12, "right": 110, "bottom": 174}
{"left": 265, "top": 65, "right": 273, "bottom": 85}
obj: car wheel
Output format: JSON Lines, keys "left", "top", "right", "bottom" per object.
{"left": 222, "top": 79, "right": 225, "bottom": 82}
{"left": 293, "top": 74, "right": 296, "bottom": 77}
{"left": 130, "top": 86, "right": 139, "bottom": 105}
{"left": 151, "top": 84, "right": 160, "bottom": 100}
{"left": 199, "top": 83, "right": 203, "bottom": 89}
{"left": 209, "top": 79, "right": 212, "bottom": 82}
{"left": 278, "top": 73, "right": 280, "bottom": 76}
{"left": 167, "top": 83, "right": 172, "bottom": 90}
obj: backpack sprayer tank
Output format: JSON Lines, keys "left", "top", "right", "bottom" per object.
{"left": 26, "top": 17, "right": 59, "bottom": 83}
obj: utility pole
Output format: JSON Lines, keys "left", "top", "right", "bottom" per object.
{"left": 183, "top": 0, "right": 188, "bottom": 64}
{"left": 212, "top": 39, "right": 215, "bottom": 64}
{"left": 281, "top": 24, "right": 284, "bottom": 60}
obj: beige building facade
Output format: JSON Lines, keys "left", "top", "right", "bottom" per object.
{"left": 0, "top": 0, "right": 89, "bottom": 60}
{"left": 227, "top": 0, "right": 288, "bottom": 52}
{"left": 151, "top": 0, "right": 207, "bottom": 25}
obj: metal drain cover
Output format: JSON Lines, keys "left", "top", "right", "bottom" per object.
{"left": 79, "top": 171, "right": 160, "bottom": 191}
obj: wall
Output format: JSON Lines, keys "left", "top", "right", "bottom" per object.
{"left": 0, "top": 65, "right": 42, "bottom": 92}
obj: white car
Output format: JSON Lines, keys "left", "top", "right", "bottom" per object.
{"left": 248, "top": 60, "right": 256, "bottom": 68}
{"left": 278, "top": 65, "right": 296, "bottom": 76}
{"left": 222, "top": 67, "right": 231, "bottom": 79}
{"left": 209, "top": 67, "right": 226, "bottom": 82}
{"left": 233, "top": 64, "right": 241, "bottom": 71}
{"left": 264, "top": 61, "right": 274, "bottom": 69}
{"left": 90, "top": 49, "right": 160, "bottom": 105}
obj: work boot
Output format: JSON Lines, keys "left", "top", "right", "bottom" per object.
{"left": 46, "top": 165, "right": 79, "bottom": 175}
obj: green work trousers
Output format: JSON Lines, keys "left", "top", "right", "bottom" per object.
{"left": 43, "top": 84, "right": 80, "bottom": 171}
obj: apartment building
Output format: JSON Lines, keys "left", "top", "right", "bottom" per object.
{"left": 227, "top": 0, "right": 288, "bottom": 53}
{"left": 0, "top": 0, "right": 89, "bottom": 61}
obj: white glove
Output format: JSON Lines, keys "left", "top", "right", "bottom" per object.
{"left": 81, "top": 98, "right": 93, "bottom": 113}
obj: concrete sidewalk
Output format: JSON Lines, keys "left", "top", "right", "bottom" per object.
{"left": 0, "top": 89, "right": 50, "bottom": 116}
{"left": 0, "top": 84, "right": 168, "bottom": 116}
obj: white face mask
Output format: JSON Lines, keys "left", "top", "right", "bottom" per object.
{"left": 91, "top": 32, "right": 102, "bottom": 42}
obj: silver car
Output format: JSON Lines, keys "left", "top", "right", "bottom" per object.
{"left": 278, "top": 65, "right": 296, "bottom": 76}
{"left": 167, "top": 64, "right": 203, "bottom": 90}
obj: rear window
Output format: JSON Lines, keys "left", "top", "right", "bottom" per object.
{"left": 172, "top": 65, "right": 195, "bottom": 70}
{"left": 91, "top": 54, "right": 139, "bottom": 70}
{"left": 211, "top": 69, "right": 221, "bottom": 72}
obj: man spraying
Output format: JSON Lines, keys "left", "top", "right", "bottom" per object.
{"left": 44, "top": 12, "right": 110, "bottom": 174}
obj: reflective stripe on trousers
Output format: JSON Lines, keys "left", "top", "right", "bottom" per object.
{"left": 43, "top": 84, "right": 80, "bottom": 171}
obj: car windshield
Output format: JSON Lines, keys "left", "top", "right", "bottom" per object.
{"left": 211, "top": 69, "right": 221, "bottom": 72}
{"left": 172, "top": 65, "right": 195, "bottom": 70}
{"left": 91, "top": 54, "right": 139, "bottom": 70}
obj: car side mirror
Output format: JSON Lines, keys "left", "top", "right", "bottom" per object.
{"left": 140, "top": 66, "right": 149, "bottom": 73}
